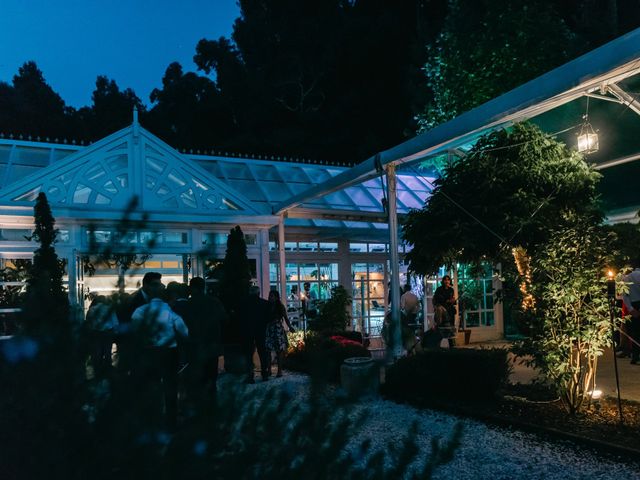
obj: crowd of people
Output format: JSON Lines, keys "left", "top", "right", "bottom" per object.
{"left": 85, "top": 272, "right": 295, "bottom": 429}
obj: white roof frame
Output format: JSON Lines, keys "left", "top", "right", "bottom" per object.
{"left": 274, "top": 27, "right": 640, "bottom": 215}
{"left": 0, "top": 121, "right": 269, "bottom": 223}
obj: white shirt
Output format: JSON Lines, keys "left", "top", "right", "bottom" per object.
{"left": 131, "top": 298, "right": 189, "bottom": 348}
{"left": 623, "top": 268, "right": 640, "bottom": 311}
{"left": 400, "top": 291, "right": 420, "bottom": 314}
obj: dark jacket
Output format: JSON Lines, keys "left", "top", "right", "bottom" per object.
{"left": 245, "top": 295, "right": 270, "bottom": 339}
{"left": 433, "top": 285, "right": 456, "bottom": 323}
{"left": 186, "top": 293, "right": 227, "bottom": 358}
{"left": 122, "top": 289, "right": 147, "bottom": 323}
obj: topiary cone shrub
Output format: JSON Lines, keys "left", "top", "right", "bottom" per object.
{"left": 382, "top": 349, "right": 510, "bottom": 404}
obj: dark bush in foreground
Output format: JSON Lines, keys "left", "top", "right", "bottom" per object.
{"left": 0, "top": 334, "right": 460, "bottom": 479}
{"left": 285, "top": 334, "right": 370, "bottom": 382}
{"left": 382, "top": 348, "right": 510, "bottom": 403}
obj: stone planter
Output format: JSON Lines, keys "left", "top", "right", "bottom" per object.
{"left": 340, "top": 356, "right": 379, "bottom": 398}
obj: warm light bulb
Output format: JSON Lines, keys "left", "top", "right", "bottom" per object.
{"left": 608, "top": 270, "right": 614, "bottom": 279}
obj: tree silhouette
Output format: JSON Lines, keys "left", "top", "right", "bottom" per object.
{"left": 22, "top": 192, "right": 69, "bottom": 335}
{"left": 76, "top": 76, "right": 144, "bottom": 139}
{"left": 220, "top": 225, "right": 250, "bottom": 343}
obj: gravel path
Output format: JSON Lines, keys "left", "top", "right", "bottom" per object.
{"left": 254, "top": 373, "right": 640, "bottom": 480}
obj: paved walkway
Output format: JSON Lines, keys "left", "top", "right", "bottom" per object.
{"left": 468, "top": 341, "right": 640, "bottom": 402}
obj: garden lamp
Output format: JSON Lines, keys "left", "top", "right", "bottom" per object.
{"left": 607, "top": 270, "right": 616, "bottom": 299}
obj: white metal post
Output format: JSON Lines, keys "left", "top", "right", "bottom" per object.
{"left": 452, "top": 264, "right": 460, "bottom": 329}
{"left": 386, "top": 164, "right": 403, "bottom": 360}
{"left": 278, "top": 215, "right": 287, "bottom": 299}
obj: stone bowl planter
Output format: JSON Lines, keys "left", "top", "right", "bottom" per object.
{"left": 340, "top": 356, "right": 379, "bottom": 398}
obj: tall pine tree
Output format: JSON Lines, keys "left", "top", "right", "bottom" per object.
{"left": 22, "top": 193, "right": 69, "bottom": 335}
{"left": 221, "top": 225, "right": 250, "bottom": 343}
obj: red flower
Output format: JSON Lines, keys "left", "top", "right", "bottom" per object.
{"left": 330, "top": 335, "right": 361, "bottom": 347}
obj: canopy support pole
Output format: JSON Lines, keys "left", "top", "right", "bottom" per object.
{"left": 386, "top": 164, "right": 403, "bottom": 360}
{"left": 278, "top": 215, "right": 287, "bottom": 299}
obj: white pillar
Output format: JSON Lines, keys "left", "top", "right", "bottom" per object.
{"left": 259, "top": 229, "right": 271, "bottom": 297}
{"left": 386, "top": 164, "right": 403, "bottom": 360}
{"left": 452, "top": 264, "right": 460, "bottom": 329}
{"left": 68, "top": 250, "right": 77, "bottom": 306}
{"left": 278, "top": 215, "right": 287, "bottom": 298}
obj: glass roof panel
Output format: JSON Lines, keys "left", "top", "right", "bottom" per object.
{"left": 14, "top": 147, "right": 50, "bottom": 166}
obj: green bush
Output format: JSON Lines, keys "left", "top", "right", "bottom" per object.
{"left": 382, "top": 348, "right": 510, "bottom": 403}
{"left": 309, "top": 285, "right": 351, "bottom": 332}
{"left": 284, "top": 334, "right": 370, "bottom": 382}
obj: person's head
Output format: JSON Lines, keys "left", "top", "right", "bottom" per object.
{"left": 166, "top": 281, "right": 188, "bottom": 302}
{"left": 441, "top": 275, "right": 452, "bottom": 287}
{"left": 268, "top": 290, "right": 281, "bottom": 303}
{"left": 147, "top": 280, "right": 165, "bottom": 300}
{"left": 142, "top": 272, "right": 162, "bottom": 295}
{"left": 189, "top": 277, "right": 206, "bottom": 296}
{"left": 249, "top": 285, "right": 260, "bottom": 297}
{"left": 291, "top": 285, "right": 298, "bottom": 294}
{"left": 303, "top": 282, "right": 311, "bottom": 292}
{"left": 403, "top": 284, "right": 412, "bottom": 293}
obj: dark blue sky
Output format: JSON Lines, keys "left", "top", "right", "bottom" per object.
{"left": 0, "top": 0, "right": 240, "bottom": 107}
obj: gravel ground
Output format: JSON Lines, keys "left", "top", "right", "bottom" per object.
{"left": 252, "top": 373, "right": 640, "bottom": 480}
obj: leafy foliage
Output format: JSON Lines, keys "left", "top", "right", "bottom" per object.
{"left": 21, "top": 193, "right": 69, "bottom": 335}
{"left": 513, "top": 220, "right": 624, "bottom": 414}
{"left": 190, "top": 0, "right": 431, "bottom": 163}
{"left": 0, "top": 259, "right": 30, "bottom": 308}
{"left": 310, "top": 284, "right": 352, "bottom": 332}
{"left": 0, "top": 335, "right": 459, "bottom": 479}
{"left": 221, "top": 225, "right": 251, "bottom": 342}
{"left": 403, "top": 122, "right": 602, "bottom": 276}
{"left": 284, "top": 333, "right": 371, "bottom": 383}
{"left": 417, "top": 0, "right": 578, "bottom": 131}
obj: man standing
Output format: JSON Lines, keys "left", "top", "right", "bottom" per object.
{"left": 124, "top": 272, "right": 162, "bottom": 323}
{"left": 132, "top": 279, "right": 188, "bottom": 430}
{"left": 185, "top": 277, "right": 227, "bottom": 398}
{"left": 623, "top": 259, "right": 640, "bottom": 365}
{"left": 245, "top": 286, "right": 271, "bottom": 382}
{"left": 400, "top": 284, "right": 421, "bottom": 325}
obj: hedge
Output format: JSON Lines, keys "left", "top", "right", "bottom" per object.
{"left": 381, "top": 348, "right": 510, "bottom": 403}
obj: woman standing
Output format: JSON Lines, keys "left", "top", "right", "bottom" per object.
{"left": 265, "top": 290, "right": 295, "bottom": 377}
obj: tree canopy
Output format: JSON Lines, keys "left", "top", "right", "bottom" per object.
{"left": 402, "top": 123, "right": 603, "bottom": 275}
{"left": 1, "top": 1, "right": 639, "bottom": 164}
{"left": 417, "top": 0, "right": 579, "bottom": 131}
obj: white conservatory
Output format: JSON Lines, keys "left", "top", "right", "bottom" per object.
{"left": 0, "top": 116, "right": 460, "bottom": 340}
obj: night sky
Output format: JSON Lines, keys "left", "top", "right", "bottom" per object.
{"left": 0, "top": 0, "right": 239, "bottom": 107}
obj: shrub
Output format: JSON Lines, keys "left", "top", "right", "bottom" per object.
{"left": 284, "top": 334, "right": 371, "bottom": 382}
{"left": 309, "top": 285, "right": 351, "bottom": 332}
{"left": 513, "top": 221, "right": 623, "bottom": 415}
{"left": 382, "top": 348, "right": 510, "bottom": 403}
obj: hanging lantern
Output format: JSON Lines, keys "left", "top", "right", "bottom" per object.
{"left": 577, "top": 97, "right": 599, "bottom": 154}
{"left": 577, "top": 121, "right": 599, "bottom": 154}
